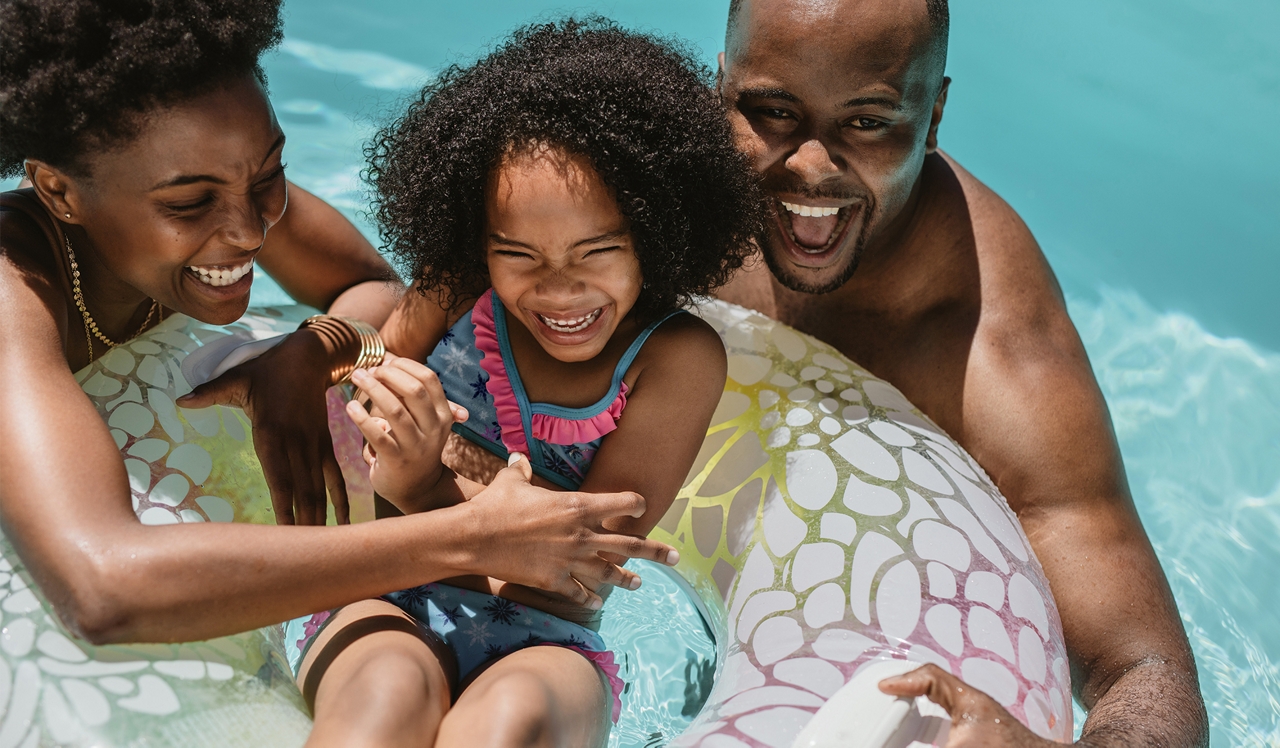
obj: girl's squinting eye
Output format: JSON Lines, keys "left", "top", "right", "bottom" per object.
{"left": 584, "top": 245, "right": 621, "bottom": 258}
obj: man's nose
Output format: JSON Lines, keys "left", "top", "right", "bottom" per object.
{"left": 785, "top": 139, "right": 841, "bottom": 185}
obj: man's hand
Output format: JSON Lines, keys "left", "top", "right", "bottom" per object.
{"left": 879, "top": 664, "right": 1054, "bottom": 748}
{"left": 178, "top": 330, "right": 348, "bottom": 526}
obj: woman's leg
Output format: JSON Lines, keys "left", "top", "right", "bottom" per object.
{"left": 436, "top": 646, "right": 610, "bottom": 748}
{"left": 299, "top": 599, "right": 458, "bottom": 748}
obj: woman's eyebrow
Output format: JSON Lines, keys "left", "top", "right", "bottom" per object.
{"left": 148, "top": 134, "right": 287, "bottom": 191}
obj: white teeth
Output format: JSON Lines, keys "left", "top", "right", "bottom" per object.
{"left": 781, "top": 201, "right": 842, "bottom": 217}
{"left": 538, "top": 308, "right": 602, "bottom": 334}
{"left": 187, "top": 259, "right": 254, "bottom": 287}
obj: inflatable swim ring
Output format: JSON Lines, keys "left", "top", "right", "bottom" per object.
{"left": 0, "top": 301, "right": 1072, "bottom": 747}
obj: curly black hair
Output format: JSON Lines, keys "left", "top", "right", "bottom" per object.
{"left": 367, "top": 17, "right": 764, "bottom": 319}
{"left": 0, "top": 0, "right": 284, "bottom": 179}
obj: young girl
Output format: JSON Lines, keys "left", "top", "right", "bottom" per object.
{"left": 290, "top": 20, "right": 763, "bottom": 747}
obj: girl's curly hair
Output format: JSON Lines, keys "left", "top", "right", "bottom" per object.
{"left": 0, "top": 0, "right": 283, "bottom": 179}
{"left": 366, "top": 17, "right": 764, "bottom": 318}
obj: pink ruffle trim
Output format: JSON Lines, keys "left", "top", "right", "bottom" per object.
{"left": 472, "top": 290, "right": 629, "bottom": 450}
{"left": 472, "top": 291, "right": 529, "bottom": 455}
{"left": 538, "top": 643, "right": 625, "bottom": 723}
{"left": 530, "top": 382, "right": 627, "bottom": 445}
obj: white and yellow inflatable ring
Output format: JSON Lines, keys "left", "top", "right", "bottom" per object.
{"left": 0, "top": 301, "right": 1072, "bottom": 747}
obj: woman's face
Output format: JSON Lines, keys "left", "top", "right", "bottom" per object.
{"left": 484, "top": 147, "right": 643, "bottom": 363}
{"left": 59, "top": 74, "right": 287, "bottom": 325}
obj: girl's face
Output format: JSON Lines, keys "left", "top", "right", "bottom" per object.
{"left": 484, "top": 147, "right": 643, "bottom": 363}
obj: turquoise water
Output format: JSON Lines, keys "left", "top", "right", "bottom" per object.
{"left": 255, "top": 2, "right": 1277, "bottom": 744}
{"left": 601, "top": 561, "right": 717, "bottom": 748}
{"left": 4, "top": 1, "right": 1274, "bottom": 745}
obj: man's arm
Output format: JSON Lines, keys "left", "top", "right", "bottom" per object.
{"left": 954, "top": 169, "right": 1207, "bottom": 746}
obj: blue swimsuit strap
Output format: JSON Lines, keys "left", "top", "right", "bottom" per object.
{"left": 491, "top": 294, "right": 688, "bottom": 421}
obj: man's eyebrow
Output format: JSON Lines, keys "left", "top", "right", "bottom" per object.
{"left": 840, "top": 96, "right": 904, "bottom": 112}
{"left": 148, "top": 135, "right": 287, "bottom": 191}
{"left": 736, "top": 87, "right": 800, "bottom": 103}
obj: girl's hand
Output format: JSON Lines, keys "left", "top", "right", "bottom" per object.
{"left": 177, "top": 330, "right": 347, "bottom": 526}
{"left": 346, "top": 354, "right": 467, "bottom": 508}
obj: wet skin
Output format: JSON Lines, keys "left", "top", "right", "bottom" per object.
{"left": 0, "top": 74, "right": 678, "bottom": 647}
{"left": 718, "top": 1, "right": 1208, "bottom": 746}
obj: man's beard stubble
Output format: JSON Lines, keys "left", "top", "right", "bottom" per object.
{"left": 759, "top": 222, "right": 868, "bottom": 295}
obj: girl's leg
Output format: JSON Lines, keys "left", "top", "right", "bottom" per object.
{"left": 436, "top": 646, "right": 610, "bottom": 748}
{"left": 299, "top": 599, "right": 458, "bottom": 748}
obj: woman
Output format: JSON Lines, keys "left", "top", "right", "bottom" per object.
{"left": 0, "top": 0, "right": 674, "bottom": 648}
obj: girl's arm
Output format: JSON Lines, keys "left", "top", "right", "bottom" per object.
{"left": 176, "top": 183, "right": 404, "bottom": 525}
{"left": 575, "top": 314, "right": 728, "bottom": 538}
{"left": 0, "top": 231, "right": 672, "bottom": 644}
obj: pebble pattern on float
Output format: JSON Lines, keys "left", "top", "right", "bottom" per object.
{"left": 657, "top": 300, "right": 1072, "bottom": 747}
{"left": 0, "top": 306, "right": 367, "bottom": 747}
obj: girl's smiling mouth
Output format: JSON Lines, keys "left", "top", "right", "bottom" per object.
{"left": 528, "top": 304, "right": 611, "bottom": 347}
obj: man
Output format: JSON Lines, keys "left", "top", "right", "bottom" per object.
{"left": 716, "top": 0, "right": 1208, "bottom": 745}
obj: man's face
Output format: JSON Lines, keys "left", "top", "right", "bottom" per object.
{"left": 721, "top": 0, "right": 948, "bottom": 293}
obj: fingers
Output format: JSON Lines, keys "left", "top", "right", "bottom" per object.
{"left": 346, "top": 400, "right": 399, "bottom": 458}
{"left": 878, "top": 664, "right": 959, "bottom": 713}
{"left": 544, "top": 575, "right": 604, "bottom": 611}
{"left": 371, "top": 360, "right": 453, "bottom": 431}
{"left": 575, "top": 555, "right": 642, "bottom": 592}
{"left": 176, "top": 371, "right": 249, "bottom": 409}
{"left": 323, "top": 455, "right": 350, "bottom": 525}
{"left": 583, "top": 490, "right": 649, "bottom": 522}
{"left": 350, "top": 369, "right": 424, "bottom": 445}
{"left": 447, "top": 400, "right": 469, "bottom": 423}
{"left": 592, "top": 531, "right": 680, "bottom": 567}
{"left": 289, "top": 443, "right": 324, "bottom": 526}
{"left": 495, "top": 451, "right": 534, "bottom": 483}
{"left": 257, "top": 440, "right": 296, "bottom": 525}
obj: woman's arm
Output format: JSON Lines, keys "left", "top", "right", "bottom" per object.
{"left": 177, "top": 182, "right": 404, "bottom": 524}
{"left": 0, "top": 240, "right": 674, "bottom": 644}
{"left": 256, "top": 181, "right": 401, "bottom": 324}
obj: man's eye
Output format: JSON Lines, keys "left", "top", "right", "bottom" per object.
{"left": 760, "top": 108, "right": 793, "bottom": 120}
{"left": 847, "top": 117, "right": 886, "bottom": 130}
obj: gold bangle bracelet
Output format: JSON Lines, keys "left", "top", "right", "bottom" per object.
{"left": 299, "top": 314, "right": 386, "bottom": 387}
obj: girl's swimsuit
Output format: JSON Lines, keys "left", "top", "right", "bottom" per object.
{"left": 285, "top": 290, "right": 686, "bottom": 723}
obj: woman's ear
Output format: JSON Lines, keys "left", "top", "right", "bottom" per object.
{"left": 25, "top": 159, "right": 83, "bottom": 224}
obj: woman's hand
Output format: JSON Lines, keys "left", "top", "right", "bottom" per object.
{"left": 878, "top": 664, "right": 1055, "bottom": 747}
{"left": 177, "top": 329, "right": 348, "bottom": 526}
{"left": 457, "top": 453, "right": 680, "bottom": 610}
{"left": 345, "top": 354, "right": 467, "bottom": 509}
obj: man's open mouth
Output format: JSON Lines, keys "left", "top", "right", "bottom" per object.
{"left": 774, "top": 199, "right": 859, "bottom": 260}
{"left": 777, "top": 199, "right": 853, "bottom": 251}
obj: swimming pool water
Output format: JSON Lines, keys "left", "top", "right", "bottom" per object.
{"left": 601, "top": 561, "right": 718, "bottom": 748}
{"left": 249, "top": 6, "right": 1278, "bottom": 742}
{"left": 4, "top": 1, "right": 1273, "bottom": 745}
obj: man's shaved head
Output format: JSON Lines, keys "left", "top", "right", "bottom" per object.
{"left": 727, "top": 0, "right": 949, "bottom": 87}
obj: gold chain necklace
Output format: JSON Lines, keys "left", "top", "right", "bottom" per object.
{"left": 64, "top": 232, "right": 160, "bottom": 360}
